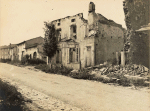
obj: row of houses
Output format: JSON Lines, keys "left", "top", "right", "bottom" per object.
{"left": 0, "top": 2, "right": 126, "bottom": 69}
{"left": 0, "top": 36, "right": 46, "bottom": 61}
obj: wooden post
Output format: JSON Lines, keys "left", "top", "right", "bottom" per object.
{"left": 116, "top": 52, "right": 119, "bottom": 65}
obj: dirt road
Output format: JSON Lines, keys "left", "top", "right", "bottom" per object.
{"left": 0, "top": 63, "right": 150, "bottom": 111}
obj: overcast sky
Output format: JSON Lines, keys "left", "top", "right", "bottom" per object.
{"left": 0, "top": 0, "right": 126, "bottom": 46}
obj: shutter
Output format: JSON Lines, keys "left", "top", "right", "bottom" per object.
{"left": 67, "top": 48, "right": 70, "bottom": 63}
{"left": 78, "top": 48, "right": 80, "bottom": 62}
{"left": 75, "top": 47, "right": 80, "bottom": 62}
{"left": 75, "top": 48, "right": 78, "bottom": 62}
{"left": 60, "top": 49, "right": 62, "bottom": 63}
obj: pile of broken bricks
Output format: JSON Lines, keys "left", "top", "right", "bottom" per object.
{"left": 71, "top": 63, "right": 150, "bottom": 86}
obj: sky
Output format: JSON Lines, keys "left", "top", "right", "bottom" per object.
{"left": 0, "top": 0, "right": 126, "bottom": 46}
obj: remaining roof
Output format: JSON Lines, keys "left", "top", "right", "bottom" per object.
{"left": 37, "top": 44, "right": 44, "bottom": 53}
{"left": 17, "top": 41, "right": 26, "bottom": 45}
{"left": 136, "top": 23, "right": 150, "bottom": 32}
{"left": 10, "top": 44, "right": 17, "bottom": 49}
{"left": 0, "top": 45, "right": 9, "bottom": 49}
{"left": 25, "top": 37, "right": 44, "bottom": 49}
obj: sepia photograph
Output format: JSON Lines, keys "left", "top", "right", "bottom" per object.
{"left": 0, "top": 0, "right": 149, "bottom": 110}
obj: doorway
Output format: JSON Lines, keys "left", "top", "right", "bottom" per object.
{"left": 86, "top": 46, "right": 91, "bottom": 67}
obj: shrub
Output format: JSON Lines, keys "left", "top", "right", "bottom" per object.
{"left": 25, "top": 54, "right": 29, "bottom": 60}
{"left": 35, "top": 64, "right": 50, "bottom": 72}
{"left": 34, "top": 64, "right": 72, "bottom": 75}
{"left": 28, "top": 58, "right": 46, "bottom": 65}
{"left": 0, "top": 59, "right": 11, "bottom": 63}
{"left": 60, "top": 66, "right": 73, "bottom": 76}
{"left": 9, "top": 59, "right": 21, "bottom": 65}
{"left": 70, "top": 69, "right": 93, "bottom": 79}
{"left": 21, "top": 57, "right": 27, "bottom": 65}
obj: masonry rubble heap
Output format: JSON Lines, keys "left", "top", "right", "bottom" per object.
{"left": 71, "top": 62, "right": 150, "bottom": 86}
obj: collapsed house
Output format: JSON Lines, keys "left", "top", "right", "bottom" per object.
{"left": 49, "top": 2, "right": 125, "bottom": 69}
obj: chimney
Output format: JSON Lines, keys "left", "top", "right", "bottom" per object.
{"left": 89, "top": 2, "right": 95, "bottom": 13}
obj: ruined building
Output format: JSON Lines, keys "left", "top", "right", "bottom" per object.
{"left": 49, "top": 2, "right": 125, "bottom": 69}
{"left": 123, "top": 0, "right": 150, "bottom": 68}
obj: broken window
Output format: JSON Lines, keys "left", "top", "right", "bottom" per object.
{"left": 76, "top": 48, "right": 79, "bottom": 62}
{"left": 73, "top": 25, "right": 76, "bottom": 33}
{"left": 70, "top": 25, "right": 77, "bottom": 39}
{"left": 56, "top": 29, "right": 61, "bottom": 42}
{"left": 69, "top": 48, "right": 79, "bottom": 63}
{"left": 71, "top": 19, "right": 75, "bottom": 22}
{"left": 69, "top": 48, "right": 75, "bottom": 63}
{"left": 58, "top": 23, "right": 60, "bottom": 26}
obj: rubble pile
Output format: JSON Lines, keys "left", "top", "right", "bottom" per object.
{"left": 71, "top": 63, "right": 150, "bottom": 87}
{"left": 90, "top": 64, "right": 150, "bottom": 86}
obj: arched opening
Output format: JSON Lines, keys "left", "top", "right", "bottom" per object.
{"left": 33, "top": 52, "right": 37, "bottom": 59}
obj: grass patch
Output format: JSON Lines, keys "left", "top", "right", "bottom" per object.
{"left": 0, "top": 59, "right": 11, "bottom": 63}
{"left": 35, "top": 64, "right": 73, "bottom": 76}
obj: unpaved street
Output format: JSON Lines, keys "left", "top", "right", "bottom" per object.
{"left": 0, "top": 63, "right": 150, "bottom": 111}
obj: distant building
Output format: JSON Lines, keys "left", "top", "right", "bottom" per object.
{"left": 0, "top": 45, "right": 10, "bottom": 59}
{"left": 0, "top": 37, "right": 45, "bottom": 61}
{"left": 25, "top": 37, "right": 45, "bottom": 60}
{"left": 9, "top": 44, "right": 17, "bottom": 61}
{"left": 16, "top": 36, "right": 45, "bottom": 61}
{"left": 17, "top": 41, "right": 26, "bottom": 61}
{"left": 49, "top": 2, "right": 125, "bottom": 69}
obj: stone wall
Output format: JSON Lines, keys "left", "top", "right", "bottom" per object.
{"left": 88, "top": 2, "right": 125, "bottom": 65}
{"left": 123, "top": 0, "right": 150, "bottom": 68}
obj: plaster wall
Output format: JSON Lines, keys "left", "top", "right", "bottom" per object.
{"left": 17, "top": 43, "right": 25, "bottom": 60}
{"left": 95, "top": 23, "right": 124, "bottom": 64}
{"left": 26, "top": 47, "right": 41, "bottom": 59}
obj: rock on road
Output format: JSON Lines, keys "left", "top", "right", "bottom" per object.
{"left": 0, "top": 63, "right": 150, "bottom": 111}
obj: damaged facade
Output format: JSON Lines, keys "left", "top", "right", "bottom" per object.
{"left": 123, "top": 0, "right": 150, "bottom": 69}
{"left": 49, "top": 2, "right": 125, "bottom": 69}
